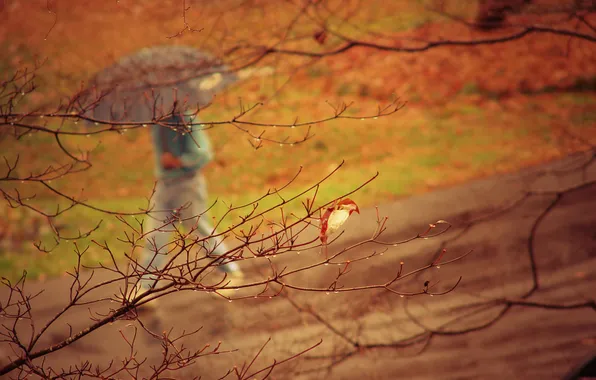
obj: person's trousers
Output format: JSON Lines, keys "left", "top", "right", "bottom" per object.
{"left": 138, "top": 172, "right": 239, "bottom": 289}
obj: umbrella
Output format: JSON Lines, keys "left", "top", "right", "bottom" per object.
{"left": 85, "top": 45, "right": 239, "bottom": 123}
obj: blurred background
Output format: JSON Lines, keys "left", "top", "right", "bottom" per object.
{"left": 0, "top": 0, "right": 594, "bottom": 280}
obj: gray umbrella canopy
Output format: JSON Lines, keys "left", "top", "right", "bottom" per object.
{"left": 86, "top": 45, "right": 239, "bottom": 123}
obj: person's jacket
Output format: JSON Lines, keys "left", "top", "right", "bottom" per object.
{"left": 151, "top": 114, "right": 213, "bottom": 180}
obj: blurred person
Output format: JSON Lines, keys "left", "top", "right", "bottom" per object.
{"left": 134, "top": 111, "right": 242, "bottom": 300}
{"left": 83, "top": 46, "right": 273, "bottom": 306}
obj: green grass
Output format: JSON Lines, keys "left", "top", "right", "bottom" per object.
{"left": 0, "top": 174, "right": 375, "bottom": 281}
{"left": 415, "top": 154, "right": 444, "bottom": 169}
{"left": 369, "top": 13, "right": 436, "bottom": 33}
{"left": 364, "top": 0, "right": 476, "bottom": 33}
{"left": 0, "top": 198, "right": 148, "bottom": 280}
{"left": 558, "top": 93, "right": 596, "bottom": 106}
{"left": 572, "top": 111, "right": 596, "bottom": 127}
{"left": 307, "top": 66, "right": 332, "bottom": 79}
{"left": 457, "top": 105, "right": 484, "bottom": 116}
{"left": 471, "top": 151, "right": 500, "bottom": 167}
{"left": 459, "top": 82, "right": 481, "bottom": 96}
